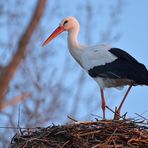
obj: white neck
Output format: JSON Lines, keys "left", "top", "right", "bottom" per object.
{"left": 68, "top": 26, "right": 82, "bottom": 64}
{"left": 68, "top": 27, "right": 80, "bottom": 50}
{"left": 67, "top": 25, "right": 85, "bottom": 64}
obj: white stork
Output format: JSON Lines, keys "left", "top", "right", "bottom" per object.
{"left": 42, "top": 16, "right": 148, "bottom": 119}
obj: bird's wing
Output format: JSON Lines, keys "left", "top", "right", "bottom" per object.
{"left": 109, "top": 48, "right": 139, "bottom": 63}
{"left": 80, "top": 45, "right": 117, "bottom": 70}
{"left": 88, "top": 48, "right": 148, "bottom": 85}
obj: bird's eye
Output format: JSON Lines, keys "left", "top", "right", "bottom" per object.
{"left": 64, "top": 20, "right": 68, "bottom": 25}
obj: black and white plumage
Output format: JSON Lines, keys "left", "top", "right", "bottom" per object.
{"left": 88, "top": 47, "right": 148, "bottom": 87}
{"left": 43, "top": 16, "right": 148, "bottom": 119}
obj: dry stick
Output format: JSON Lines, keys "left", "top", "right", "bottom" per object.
{"left": 106, "top": 105, "right": 128, "bottom": 121}
{"left": 105, "top": 128, "right": 118, "bottom": 145}
{"left": 17, "top": 104, "right": 21, "bottom": 128}
{"left": 135, "top": 113, "right": 148, "bottom": 122}
{"left": 61, "top": 140, "right": 70, "bottom": 148}
{"left": 69, "top": 119, "right": 106, "bottom": 125}
{"left": 0, "top": 126, "right": 41, "bottom": 130}
{"left": 106, "top": 106, "right": 146, "bottom": 124}
{"left": 90, "top": 113, "right": 102, "bottom": 120}
{"left": 76, "top": 120, "right": 123, "bottom": 125}
{"left": 78, "top": 130, "right": 101, "bottom": 137}
{"left": 67, "top": 115, "right": 78, "bottom": 122}
{"left": 134, "top": 111, "right": 147, "bottom": 121}
{"left": 111, "top": 137, "right": 117, "bottom": 148}
{"left": 92, "top": 128, "right": 118, "bottom": 148}
{"left": 22, "top": 138, "right": 50, "bottom": 148}
{"left": 91, "top": 143, "right": 100, "bottom": 148}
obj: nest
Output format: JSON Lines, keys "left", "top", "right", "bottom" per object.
{"left": 10, "top": 119, "right": 148, "bottom": 148}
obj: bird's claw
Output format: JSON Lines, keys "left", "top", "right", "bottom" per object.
{"left": 114, "top": 108, "right": 120, "bottom": 120}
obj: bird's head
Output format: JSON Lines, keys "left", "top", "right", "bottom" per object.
{"left": 60, "top": 16, "right": 79, "bottom": 31}
{"left": 42, "top": 16, "right": 80, "bottom": 46}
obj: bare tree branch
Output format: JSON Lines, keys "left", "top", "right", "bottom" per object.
{"left": 0, "top": 0, "right": 47, "bottom": 108}
{"left": 0, "top": 93, "right": 31, "bottom": 111}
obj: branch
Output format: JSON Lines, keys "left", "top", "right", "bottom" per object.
{"left": 0, "top": 93, "right": 31, "bottom": 111}
{"left": 0, "top": 0, "right": 47, "bottom": 108}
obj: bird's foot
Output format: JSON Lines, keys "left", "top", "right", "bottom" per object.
{"left": 114, "top": 108, "right": 120, "bottom": 120}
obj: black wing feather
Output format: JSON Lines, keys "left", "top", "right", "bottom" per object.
{"left": 88, "top": 48, "right": 148, "bottom": 85}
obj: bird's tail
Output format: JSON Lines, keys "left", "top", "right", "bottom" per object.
{"left": 144, "top": 66, "right": 148, "bottom": 85}
{"left": 146, "top": 71, "right": 148, "bottom": 85}
{"left": 135, "top": 64, "right": 148, "bottom": 86}
{"left": 141, "top": 69, "right": 148, "bottom": 85}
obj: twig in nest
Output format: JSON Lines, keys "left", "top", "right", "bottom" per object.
{"left": 106, "top": 105, "right": 129, "bottom": 121}
{"left": 78, "top": 130, "right": 101, "bottom": 137}
{"left": 135, "top": 113, "right": 148, "bottom": 123}
{"left": 67, "top": 115, "right": 78, "bottom": 122}
{"left": 61, "top": 140, "right": 70, "bottom": 148}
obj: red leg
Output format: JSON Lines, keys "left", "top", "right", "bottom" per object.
{"left": 100, "top": 88, "right": 106, "bottom": 120}
{"left": 114, "top": 85, "right": 132, "bottom": 119}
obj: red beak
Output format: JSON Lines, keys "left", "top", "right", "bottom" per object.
{"left": 42, "top": 26, "right": 65, "bottom": 46}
